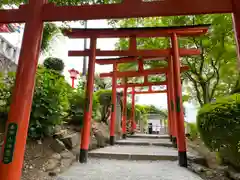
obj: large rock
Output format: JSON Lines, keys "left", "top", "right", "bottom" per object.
{"left": 94, "top": 130, "right": 106, "bottom": 147}
{"left": 92, "top": 122, "right": 109, "bottom": 141}
{"left": 60, "top": 133, "right": 80, "bottom": 150}
{"left": 50, "top": 139, "right": 66, "bottom": 153}
{"left": 89, "top": 136, "right": 98, "bottom": 150}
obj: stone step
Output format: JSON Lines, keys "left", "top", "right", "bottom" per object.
{"left": 116, "top": 138, "right": 173, "bottom": 147}
{"left": 88, "top": 145, "right": 178, "bottom": 161}
{"left": 115, "top": 141, "right": 173, "bottom": 147}
{"left": 58, "top": 158, "right": 203, "bottom": 180}
{"left": 88, "top": 145, "right": 202, "bottom": 162}
{"left": 88, "top": 152, "right": 178, "bottom": 161}
{"left": 127, "top": 134, "right": 169, "bottom": 139}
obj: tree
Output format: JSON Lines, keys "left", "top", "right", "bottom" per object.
{"left": 113, "top": 14, "right": 238, "bottom": 106}
{"left": 43, "top": 57, "right": 65, "bottom": 73}
{"left": 41, "top": 22, "right": 62, "bottom": 54}
{"left": 94, "top": 75, "right": 112, "bottom": 90}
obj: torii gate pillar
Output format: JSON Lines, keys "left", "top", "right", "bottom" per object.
{"left": 166, "top": 73, "right": 173, "bottom": 141}
{"left": 0, "top": 1, "right": 46, "bottom": 179}
{"left": 110, "top": 63, "right": 117, "bottom": 145}
{"left": 131, "top": 87, "right": 136, "bottom": 134}
{"left": 122, "top": 79, "right": 127, "bottom": 139}
{"left": 171, "top": 33, "right": 187, "bottom": 167}
{"left": 79, "top": 37, "right": 97, "bottom": 163}
{"left": 169, "top": 57, "right": 178, "bottom": 148}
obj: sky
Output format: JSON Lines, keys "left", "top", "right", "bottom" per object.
{"left": 0, "top": 20, "right": 198, "bottom": 122}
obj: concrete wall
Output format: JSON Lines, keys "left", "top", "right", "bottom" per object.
{"left": 0, "top": 35, "right": 19, "bottom": 74}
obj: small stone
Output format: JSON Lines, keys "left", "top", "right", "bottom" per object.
{"left": 53, "top": 167, "right": 61, "bottom": 174}
{"left": 29, "top": 165, "right": 33, "bottom": 169}
{"left": 52, "top": 153, "right": 61, "bottom": 160}
{"left": 60, "top": 150, "right": 74, "bottom": 159}
{"left": 205, "top": 170, "right": 214, "bottom": 176}
{"left": 60, "top": 158, "right": 73, "bottom": 172}
{"left": 37, "top": 140, "right": 42, "bottom": 145}
{"left": 45, "top": 159, "right": 59, "bottom": 171}
{"left": 48, "top": 172, "right": 57, "bottom": 177}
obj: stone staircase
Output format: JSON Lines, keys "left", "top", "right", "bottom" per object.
{"left": 57, "top": 133, "right": 204, "bottom": 180}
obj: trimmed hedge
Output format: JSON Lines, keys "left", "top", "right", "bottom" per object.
{"left": 197, "top": 93, "right": 240, "bottom": 169}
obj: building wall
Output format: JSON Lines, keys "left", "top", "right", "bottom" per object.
{"left": 0, "top": 35, "right": 19, "bottom": 74}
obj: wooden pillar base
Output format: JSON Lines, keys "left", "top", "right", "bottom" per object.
{"left": 110, "top": 136, "right": 115, "bottom": 145}
{"left": 122, "top": 134, "right": 127, "bottom": 139}
{"left": 79, "top": 149, "right": 88, "bottom": 163}
{"left": 178, "top": 151, "right": 188, "bottom": 167}
{"left": 170, "top": 135, "right": 173, "bottom": 142}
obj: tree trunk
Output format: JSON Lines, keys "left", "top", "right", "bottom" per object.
{"left": 201, "top": 82, "right": 211, "bottom": 105}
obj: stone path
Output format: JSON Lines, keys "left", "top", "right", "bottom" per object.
{"left": 57, "top": 134, "right": 203, "bottom": 180}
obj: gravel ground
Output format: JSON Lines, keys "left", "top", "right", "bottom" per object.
{"left": 57, "top": 158, "right": 203, "bottom": 180}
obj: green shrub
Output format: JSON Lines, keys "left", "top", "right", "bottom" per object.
{"left": 187, "top": 122, "right": 199, "bottom": 140}
{"left": 43, "top": 57, "right": 65, "bottom": 73}
{"left": 0, "top": 67, "right": 72, "bottom": 139}
{"left": 29, "top": 67, "right": 71, "bottom": 139}
{"left": 197, "top": 93, "right": 240, "bottom": 169}
{"left": 0, "top": 72, "right": 15, "bottom": 130}
{"left": 68, "top": 89, "right": 100, "bottom": 126}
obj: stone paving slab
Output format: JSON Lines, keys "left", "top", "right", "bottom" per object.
{"left": 128, "top": 133, "right": 169, "bottom": 139}
{"left": 57, "top": 158, "right": 203, "bottom": 180}
{"left": 88, "top": 145, "right": 200, "bottom": 161}
{"left": 116, "top": 138, "right": 173, "bottom": 147}
{"left": 88, "top": 145, "right": 178, "bottom": 161}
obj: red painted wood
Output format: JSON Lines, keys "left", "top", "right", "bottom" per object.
{"left": 0, "top": 7, "right": 26, "bottom": 23}
{"left": 80, "top": 37, "right": 97, "bottom": 150}
{"left": 69, "top": 48, "right": 201, "bottom": 57}
{"left": 122, "top": 81, "right": 127, "bottom": 136}
{"left": 129, "top": 36, "right": 137, "bottom": 51}
{"left": 71, "top": 78, "right": 75, "bottom": 88}
{"left": 171, "top": 34, "right": 187, "bottom": 152}
{"left": 117, "top": 81, "right": 167, "bottom": 88}
{"left": 41, "top": 0, "right": 232, "bottom": 21}
{"left": 110, "top": 63, "right": 117, "bottom": 138}
{"left": 100, "top": 66, "right": 189, "bottom": 78}
{"left": 131, "top": 87, "right": 135, "bottom": 133}
{"left": 166, "top": 77, "right": 172, "bottom": 137}
{"left": 138, "top": 58, "right": 144, "bottom": 72}
{"left": 168, "top": 57, "right": 177, "bottom": 138}
{"left": 130, "top": 90, "right": 167, "bottom": 94}
{"left": 0, "top": 1, "right": 46, "bottom": 180}
{"left": 64, "top": 26, "right": 209, "bottom": 38}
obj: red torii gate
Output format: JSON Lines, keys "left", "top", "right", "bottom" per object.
{"left": 125, "top": 86, "right": 167, "bottom": 136}
{"left": 97, "top": 56, "right": 190, "bottom": 161}
{"left": 0, "top": 0, "right": 238, "bottom": 179}
{"left": 64, "top": 25, "right": 206, "bottom": 165}
{"left": 120, "top": 83, "right": 167, "bottom": 134}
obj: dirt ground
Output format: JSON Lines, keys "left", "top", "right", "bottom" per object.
{"left": 21, "top": 138, "right": 56, "bottom": 180}
{"left": 187, "top": 138, "right": 230, "bottom": 180}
